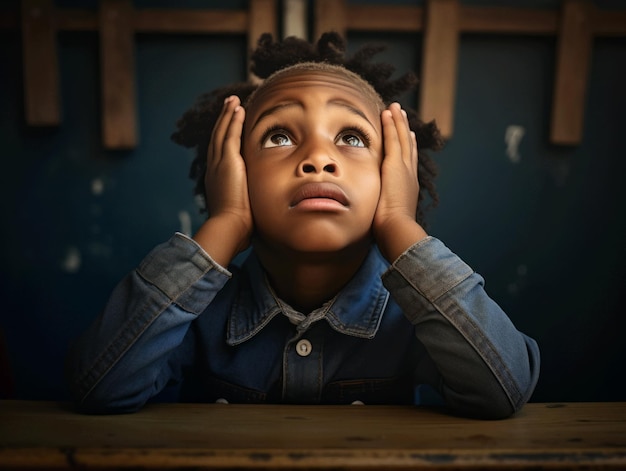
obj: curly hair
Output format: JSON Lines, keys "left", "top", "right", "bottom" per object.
{"left": 171, "top": 32, "right": 444, "bottom": 225}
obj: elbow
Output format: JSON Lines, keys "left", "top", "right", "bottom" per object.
{"left": 66, "top": 372, "right": 147, "bottom": 415}
{"left": 451, "top": 394, "right": 518, "bottom": 420}
{"left": 470, "top": 337, "right": 541, "bottom": 420}
{"left": 71, "top": 390, "right": 146, "bottom": 415}
{"left": 443, "top": 380, "right": 530, "bottom": 420}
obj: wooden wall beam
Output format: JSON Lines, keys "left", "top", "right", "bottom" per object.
{"left": 135, "top": 10, "right": 248, "bottom": 34}
{"left": 420, "top": 0, "right": 460, "bottom": 139}
{"left": 346, "top": 6, "right": 423, "bottom": 32}
{"left": 99, "top": 0, "right": 137, "bottom": 149}
{"left": 248, "top": 0, "right": 278, "bottom": 61}
{"left": 592, "top": 10, "right": 626, "bottom": 36}
{"left": 551, "top": 0, "right": 593, "bottom": 145}
{"left": 247, "top": 0, "right": 279, "bottom": 83}
{"left": 314, "top": 0, "right": 346, "bottom": 40}
{"left": 21, "top": 0, "right": 60, "bottom": 126}
{"left": 460, "top": 7, "right": 559, "bottom": 34}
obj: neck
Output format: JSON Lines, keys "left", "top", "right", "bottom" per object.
{"left": 254, "top": 240, "right": 372, "bottom": 313}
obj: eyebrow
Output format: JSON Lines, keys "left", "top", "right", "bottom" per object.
{"left": 250, "top": 102, "right": 299, "bottom": 132}
{"left": 330, "top": 100, "right": 378, "bottom": 133}
{"left": 250, "top": 100, "right": 379, "bottom": 135}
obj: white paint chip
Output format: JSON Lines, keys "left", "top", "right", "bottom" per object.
{"left": 91, "top": 178, "right": 104, "bottom": 196}
{"left": 178, "top": 210, "right": 192, "bottom": 236}
{"left": 194, "top": 194, "right": 205, "bottom": 211}
{"left": 505, "top": 125, "right": 525, "bottom": 163}
{"left": 61, "top": 246, "right": 82, "bottom": 273}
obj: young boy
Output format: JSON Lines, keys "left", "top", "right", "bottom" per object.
{"left": 66, "top": 33, "right": 539, "bottom": 419}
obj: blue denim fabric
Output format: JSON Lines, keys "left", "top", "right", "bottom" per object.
{"left": 66, "top": 233, "right": 539, "bottom": 419}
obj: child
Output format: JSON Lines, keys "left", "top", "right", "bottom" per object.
{"left": 66, "top": 33, "right": 539, "bottom": 419}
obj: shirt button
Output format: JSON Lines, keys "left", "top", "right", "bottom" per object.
{"left": 295, "top": 339, "right": 312, "bottom": 357}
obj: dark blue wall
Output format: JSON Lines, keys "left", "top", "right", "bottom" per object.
{"left": 1, "top": 0, "right": 625, "bottom": 402}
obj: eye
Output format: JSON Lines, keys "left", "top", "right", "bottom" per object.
{"left": 261, "top": 128, "right": 293, "bottom": 148}
{"left": 336, "top": 128, "right": 370, "bottom": 148}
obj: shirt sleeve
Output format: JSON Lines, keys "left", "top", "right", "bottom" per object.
{"left": 381, "top": 236, "right": 540, "bottom": 419}
{"left": 65, "top": 233, "right": 231, "bottom": 414}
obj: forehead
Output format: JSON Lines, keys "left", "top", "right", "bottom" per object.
{"left": 246, "top": 70, "right": 384, "bottom": 118}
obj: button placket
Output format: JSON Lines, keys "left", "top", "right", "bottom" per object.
{"left": 283, "top": 330, "right": 323, "bottom": 403}
{"left": 296, "top": 339, "right": 312, "bottom": 357}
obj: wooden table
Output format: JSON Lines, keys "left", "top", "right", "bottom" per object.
{"left": 1, "top": 401, "right": 625, "bottom": 470}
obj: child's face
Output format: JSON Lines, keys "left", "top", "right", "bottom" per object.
{"left": 243, "top": 70, "right": 384, "bottom": 255}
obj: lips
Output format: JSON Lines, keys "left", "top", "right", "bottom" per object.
{"left": 290, "top": 182, "right": 349, "bottom": 208}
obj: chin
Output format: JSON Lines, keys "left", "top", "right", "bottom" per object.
{"left": 284, "top": 234, "right": 373, "bottom": 258}
{"left": 255, "top": 221, "right": 373, "bottom": 256}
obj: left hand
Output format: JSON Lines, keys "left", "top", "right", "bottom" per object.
{"left": 373, "top": 102, "right": 427, "bottom": 261}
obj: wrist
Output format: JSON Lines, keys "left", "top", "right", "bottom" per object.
{"left": 374, "top": 217, "right": 428, "bottom": 262}
{"left": 193, "top": 214, "right": 252, "bottom": 267}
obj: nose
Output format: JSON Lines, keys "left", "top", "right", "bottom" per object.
{"left": 296, "top": 141, "right": 339, "bottom": 176}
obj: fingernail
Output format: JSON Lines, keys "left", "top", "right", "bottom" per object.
{"left": 224, "top": 96, "right": 233, "bottom": 104}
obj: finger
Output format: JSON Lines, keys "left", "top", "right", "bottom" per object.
{"left": 405, "top": 128, "right": 418, "bottom": 191}
{"left": 222, "top": 103, "right": 246, "bottom": 163}
{"left": 389, "top": 103, "right": 413, "bottom": 165}
{"left": 210, "top": 95, "right": 240, "bottom": 168}
{"left": 382, "top": 106, "right": 400, "bottom": 162}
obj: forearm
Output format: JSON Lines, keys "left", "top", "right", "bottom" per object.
{"left": 193, "top": 214, "right": 251, "bottom": 268}
{"left": 383, "top": 237, "right": 540, "bottom": 419}
{"left": 374, "top": 217, "right": 428, "bottom": 263}
{"left": 66, "top": 233, "right": 231, "bottom": 413}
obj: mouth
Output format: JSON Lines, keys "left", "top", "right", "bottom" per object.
{"left": 289, "top": 182, "right": 349, "bottom": 209}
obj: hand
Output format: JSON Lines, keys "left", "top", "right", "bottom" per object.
{"left": 193, "top": 96, "right": 253, "bottom": 265}
{"left": 373, "top": 103, "right": 427, "bottom": 262}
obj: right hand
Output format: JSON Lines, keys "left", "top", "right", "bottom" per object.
{"left": 193, "top": 96, "right": 253, "bottom": 265}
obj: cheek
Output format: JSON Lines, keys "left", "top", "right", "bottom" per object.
{"left": 357, "top": 169, "right": 382, "bottom": 214}
{"left": 245, "top": 167, "right": 282, "bottom": 222}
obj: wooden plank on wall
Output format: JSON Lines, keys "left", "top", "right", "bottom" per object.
{"left": 134, "top": 10, "right": 248, "bottom": 34}
{"left": 419, "top": 0, "right": 460, "bottom": 138}
{"left": 460, "top": 6, "right": 558, "bottom": 35}
{"left": 99, "top": 0, "right": 136, "bottom": 149}
{"left": 247, "top": 0, "right": 278, "bottom": 82}
{"left": 551, "top": 0, "right": 593, "bottom": 145}
{"left": 347, "top": 5, "right": 423, "bottom": 32}
{"left": 248, "top": 0, "right": 277, "bottom": 49}
{"left": 21, "top": 0, "right": 60, "bottom": 126}
{"left": 314, "top": 0, "right": 346, "bottom": 40}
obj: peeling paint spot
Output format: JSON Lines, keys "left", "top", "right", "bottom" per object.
{"left": 178, "top": 210, "right": 192, "bottom": 236}
{"left": 505, "top": 125, "right": 525, "bottom": 163}
{"left": 194, "top": 194, "right": 205, "bottom": 211}
{"left": 91, "top": 178, "right": 104, "bottom": 196}
{"left": 61, "top": 246, "right": 81, "bottom": 273}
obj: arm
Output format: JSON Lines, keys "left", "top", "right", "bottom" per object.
{"left": 66, "top": 234, "right": 231, "bottom": 413}
{"left": 67, "top": 96, "right": 253, "bottom": 413}
{"left": 382, "top": 238, "right": 540, "bottom": 419}
{"left": 374, "top": 103, "right": 539, "bottom": 419}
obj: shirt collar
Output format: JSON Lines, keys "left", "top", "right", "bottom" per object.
{"left": 226, "top": 247, "right": 390, "bottom": 346}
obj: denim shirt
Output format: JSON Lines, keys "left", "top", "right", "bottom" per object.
{"left": 67, "top": 233, "right": 540, "bottom": 419}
